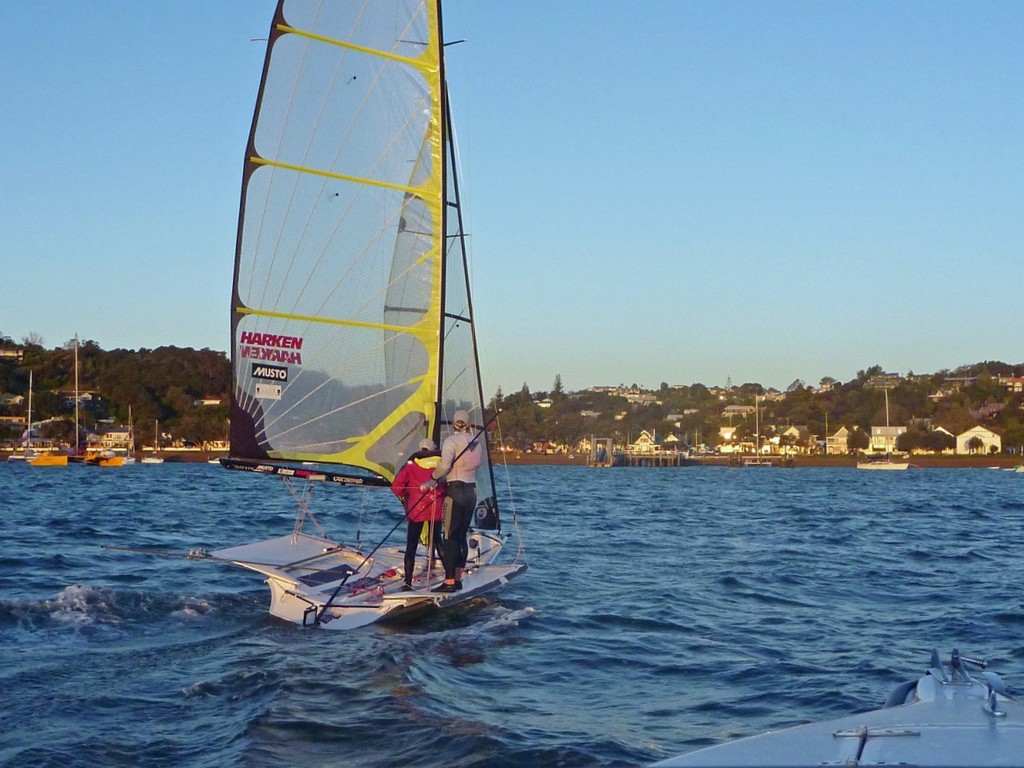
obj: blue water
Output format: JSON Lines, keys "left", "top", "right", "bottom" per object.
{"left": 2, "top": 463, "right": 1023, "bottom": 767}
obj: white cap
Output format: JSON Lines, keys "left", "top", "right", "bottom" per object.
{"left": 418, "top": 438, "right": 436, "bottom": 451}
{"left": 453, "top": 410, "right": 470, "bottom": 428}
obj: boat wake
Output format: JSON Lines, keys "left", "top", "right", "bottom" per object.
{"left": 0, "top": 584, "right": 251, "bottom": 630}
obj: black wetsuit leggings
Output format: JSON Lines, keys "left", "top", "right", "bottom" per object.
{"left": 442, "top": 481, "right": 476, "bottom": 580}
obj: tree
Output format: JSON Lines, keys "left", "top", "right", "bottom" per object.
{"left": 922, "top": 429, "right": 955, "bottom": 453}
{"left": 967, "top": 436, "right": 985, "bottom": 454}
{"left": 847, "top": 428, "right": 870, "bottom": 453}
{"left": 1001, "top": 422, "right": 1024, "bottom": 454}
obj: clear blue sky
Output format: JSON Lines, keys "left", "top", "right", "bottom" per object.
{"left": 3, "top": 1, "right": 1021, "bottom": 397}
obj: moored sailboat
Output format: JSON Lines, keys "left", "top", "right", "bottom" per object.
{"left": 187, "top": 0, "right": 525, "bottom": 629}
{"left": 19, "top": 371, "right": 71, "bottom": 467}
{"left": 141, "top": 420, "right": 164, "bottom": 464}
{"left": 856, "top": 388, "right": 909, "bottom": 470}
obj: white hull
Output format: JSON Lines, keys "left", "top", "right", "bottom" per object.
{"left": 857, "top": 460, "right": 909, "bottom": 470}
{"left": 656, "top": 650, "right": 1024, "bottom": 767}
{"left": 210, "top": 530, "right": 526, "bottom": 630}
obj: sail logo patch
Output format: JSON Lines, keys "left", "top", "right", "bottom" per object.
{"left": 240, "top": 331, "right": 303, "bottom": 365}
{"left": 252, "top": 363, "right": 288, "bottom": 382}
{"left": 254, "top": 382, "right": 282, "bottom": 400}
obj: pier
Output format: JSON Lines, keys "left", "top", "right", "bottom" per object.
{"left": 587, "top": 435, "right": 699, "bottom": 467}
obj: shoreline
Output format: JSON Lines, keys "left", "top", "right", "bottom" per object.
{"left": 3, "top": 449, "right": 1018, "bottom": 470}
{"left": 495, "top": 453, "right": 1022, "bottom": 469}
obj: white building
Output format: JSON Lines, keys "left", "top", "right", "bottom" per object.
{"left": 869, "top": 425, "right": 906, "bottom": 454}
{"left": 956, "top": 425, "right": 1001, "bottom": 455}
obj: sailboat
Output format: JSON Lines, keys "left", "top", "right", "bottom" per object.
{"left": 109, "top": 406, "right": 137, "bottom": 465}
{"left": 141, "top": 420, "right": 164, "bottom": 464}
{"left": 7, "top": 371, "right": 33, "bottom": 462}
{"left": 744, "top": 395, "right": 772, "bottom": 466}
{"left": 194, "top": 0, "right": 526, "bottom": 629}
{"left": 857, "top": 388, "right": 909, "bottom": 470}
{"left": 19, "top": 370, "right": 71, "bottom": 467}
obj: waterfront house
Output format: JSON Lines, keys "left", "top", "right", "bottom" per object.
{"left": 869, "top": 425, "right": 906, "bottom": 454}
{"left": 827, "top": 426, "right": 851, "bottom": 455}
{"left": 629, "top": 430, "right": 659, "bottom": 454}
{"left": 956, "top": 425, "right": 1001, "bottom": 455}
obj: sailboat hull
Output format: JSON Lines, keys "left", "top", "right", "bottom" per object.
{"left": 856, "top": 460, "right": 910, "bottom": 470}
{"left": 210, "top": 530, "right": 526, "bottom": 630}
{"left": 29, "top": 452, "right": 69, "bottom": 467}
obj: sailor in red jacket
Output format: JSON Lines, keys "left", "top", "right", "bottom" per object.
{"left": 391, "top": 438, "right": 445, "bottom": 590}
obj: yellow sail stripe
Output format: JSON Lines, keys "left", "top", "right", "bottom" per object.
{"left": 236, "top": 306, "right": 435, "bottom": 339}
{"left": 276, "top": 23, "right": 428, "bottom": 69}
{"left": 249, "top": 156, "right": 426, "bottom": 197}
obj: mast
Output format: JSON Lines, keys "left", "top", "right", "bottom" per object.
{"left": 754, "top": 395, "right": 760, "bottom": 454}
{"left": 74, "top": 335, "right": 79, "bottom": 455}
{"left": 433, "top": 0, "right": 449, "bottom": 447}
{"left": 26, "top": 370, "right": 32, "bottom": 453}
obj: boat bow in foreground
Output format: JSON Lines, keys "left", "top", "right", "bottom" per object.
{"left": 655, "top": 649, "right": 1024, "bottom": 767}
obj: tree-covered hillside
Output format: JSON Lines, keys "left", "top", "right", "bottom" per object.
{"left": 489, "top": 363, "right": 1024, "bottom": 454}
{"left": 2, "top": 332, "right": 1022, "bottom": 454}
{"left": 0, "top": 335, "right": 229, "bottom": 447}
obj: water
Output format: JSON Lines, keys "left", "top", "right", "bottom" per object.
{"left": 2, "top": 464, "right": 1023, "bottom": 767}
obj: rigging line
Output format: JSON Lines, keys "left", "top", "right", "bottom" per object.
{"left": 491, "top": 417, "right": 526, "bottom": 564}
{"left": 315, "top": 515, "right": 406, "bottom": 625}
{"left": 282, "top": 476, "right": 328, "bottom": 539}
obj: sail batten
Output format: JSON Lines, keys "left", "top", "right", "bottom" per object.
{"left": 237, "top": 306, "right": 436, "bottom": 338}
{"left": 275, "top": 23, "right": 430, "bottom": 67}
{"left": 250, "top": 156, "right": 429, "bottom": 196}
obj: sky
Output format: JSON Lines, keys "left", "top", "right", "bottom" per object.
{"left": 2, "top": 1, "right": 1022, "bottom": 397}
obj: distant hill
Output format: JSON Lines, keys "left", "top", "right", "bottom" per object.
{"left": 1, "top": 336, "right": 1021, "bottom": 455}
{"left": 0, "top": 338, "right": 229, "bottom": 447}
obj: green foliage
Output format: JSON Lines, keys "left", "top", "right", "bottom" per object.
{"left": 0, "top": 341, "right": 230, "bottom": 445}
{"left": 2, "top": 341, "right": 1022, "bottom": 455}
{"left": 847, "top": 429, "right": 871, "bottom": 451}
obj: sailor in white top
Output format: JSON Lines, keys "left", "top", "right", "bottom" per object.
{"left": 422, "top": 410, "right": 481, "bottom": 592}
